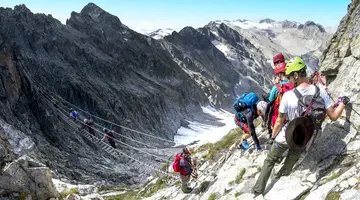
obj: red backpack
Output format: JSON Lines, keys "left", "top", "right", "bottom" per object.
{"left": 172, "top": 153, "right": 189, "bottom": 175}
{"left": 271, "top": 82, "right": 294, "bottom": 126}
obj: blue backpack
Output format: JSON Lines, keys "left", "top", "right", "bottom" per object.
{"left": 233, "top": 92, "right": 259, "bottom": 112}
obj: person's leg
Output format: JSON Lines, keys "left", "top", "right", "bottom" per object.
{"left": 275, "top": 149, "right": 301, "bottom": 178}
{"left": 180, "top": 174, "right": 191, "bottom": 193}
{"left": 243, "top": 134, "right": 251, "bottom": 140}
{"left": 250, "top": 131, "right": 260, "bottom": 146}
{"left": 253, "top": 143, "right": 286, "bottom": 194}
{"left": 109, "top": 139, "right": 116, "bottom": 148}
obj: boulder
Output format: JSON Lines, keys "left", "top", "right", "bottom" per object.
{"left": 0, "top": 155, "right": 59, "bottom": 200}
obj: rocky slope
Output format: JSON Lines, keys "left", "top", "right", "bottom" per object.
{"left": 0, "top": 3, "right": 224, "bottom": 186}
{"left": 200, "top": 22, "right": 274, "bottom": 90}
{"left": 161, "top": 26, "right": 254, "bottom": 108}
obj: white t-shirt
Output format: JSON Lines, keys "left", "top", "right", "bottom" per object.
{"left": 275, "top": 84, "right": 332, "bottom": 144}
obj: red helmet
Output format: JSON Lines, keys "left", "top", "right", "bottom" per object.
{"left": 273, "top": 53, "right": 285, "bottom": 64}
{"left": 274, "top": 62, "right": 286, "bottom": 75}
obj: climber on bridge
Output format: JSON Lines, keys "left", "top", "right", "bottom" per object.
{"left": 263, "top": 53, "right": 294, "bottom": 139}
{"left": 234, "top": 95, "right": 268, "bottom": 151}
{"left": 69, "top": 108, "right": 79, "bottom": 122}
{"left": 172, "top": 147, "right": 197, "bottom": 193}
{"left": 102, "top": 128, "right": 116, "bottom": 148}
{"left": 253, "top": 57, "right": 350, "bottom": 196}
{"left": 84, "top": 119, "right": 95, "bottom": 136}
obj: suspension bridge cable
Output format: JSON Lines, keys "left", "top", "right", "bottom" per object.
{"left": 41, "top": 96, "right": 179, "bottom": 179}
{"left": 30, "top": 77, "right": 176, "bottom": 144}
{"left": 40, "top": 89, "right": 166, "bottom": 149}
{"left": 53, "top": 100, "right": 171, "bottom": 163}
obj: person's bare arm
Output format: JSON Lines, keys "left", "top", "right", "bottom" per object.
{"left": 326, "top": 103, "right": 346, "bottom": 121}
{"left": 271, "top": 113, "right": 286, "bottom": 138}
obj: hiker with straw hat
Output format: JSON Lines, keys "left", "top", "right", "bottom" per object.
{"left": 253, "top": 57, "right": 349, "bottom": 196}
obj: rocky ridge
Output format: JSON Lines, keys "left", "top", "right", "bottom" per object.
{"left": 0, "top": 3, "right": 213, "bottom": 186}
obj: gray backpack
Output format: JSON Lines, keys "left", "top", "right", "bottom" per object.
{"left": 293, "top": 85, "right": 327, "bottom": 131}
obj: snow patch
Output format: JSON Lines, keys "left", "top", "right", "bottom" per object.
{"left": 174, "top": 106, "right": 235, "bottom": 146}
{"left": 211, "top": 40, "right": 231, "bottom": 55}
{"left": 230, "top": 20, "right": 274, "bottom": 30}
{"left": 148, "top": 28, "right": 174, "bottom": 39}
{"left": 211, "top": 31, "right": 219, "bottom": 37}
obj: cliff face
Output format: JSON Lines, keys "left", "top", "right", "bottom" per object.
{"left": 320, "top": 0, "right": 360, "bottom": 124}
{"left": 0, "top": 3, "right": 211, "bottom": 184}
{"left": 162, "top": 26, "right": 241, "bottom": 108}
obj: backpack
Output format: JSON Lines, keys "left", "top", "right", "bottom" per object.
{"left": 173, "top": 153, "right": 184, "bottom": 173}
{"left": 234, "top": 111, "right": 247, "bottom": 128}
{"left": 233, "top": 93, "right": 259, "bottom": 112}
{"left": 294, "top": 85, "right": 326, "bottom": 131}
{"left": 71, "top": 111, "right": 78, "bottom": 118}
{"left": 271, "top": 83, "right": 294, "bottom": 126}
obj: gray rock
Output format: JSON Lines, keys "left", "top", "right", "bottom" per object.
{"left": 0, "top": 155, "right": 59, "bottom": 200}
{"left": 340, "top": 189, "right": 360, "bottom": 200}
{"left": 264, "top": 176, "right": 311, "bottom": 200}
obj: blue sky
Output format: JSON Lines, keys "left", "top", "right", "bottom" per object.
{"left": 1, "top": 0, "right": 351, "bottom": 33}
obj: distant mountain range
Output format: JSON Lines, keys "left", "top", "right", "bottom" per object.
{"left": 148, "top": 18, "right": 332, "bottom": 74}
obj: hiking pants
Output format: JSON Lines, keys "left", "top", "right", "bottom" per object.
{"left": 88, "top": 127, "right": 95, "bottom": 136}
{"left": 253, "top": 142, "right": 301, "bottom": 194}
{"left": 250, "top": 131, "right": 260, "bottom": 146}
{"left": 108, "top": 139, "right": 116, "bottom": 148}
{"left": 180, "top": 174, "right": 191, "bottom": 193}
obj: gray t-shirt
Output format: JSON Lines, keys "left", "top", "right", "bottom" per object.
{"left": 275, "top": 84, "right": 332, "bottom": 144}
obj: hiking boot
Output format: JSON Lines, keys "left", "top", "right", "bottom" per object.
{"left": 242, "top": 140, "right": 250, "bottom": 149}
{"left": 255, "top": 144, "right": 262, "bottom": 150}
{"left": 183, "top": 187, "right": 193, "bottom": 193}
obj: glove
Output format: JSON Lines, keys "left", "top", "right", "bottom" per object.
{"left": 341, "top": 96, "right": 350, "bottom": 105}
{"left": 333, "top": 97, "right": 342, "bottom": 108}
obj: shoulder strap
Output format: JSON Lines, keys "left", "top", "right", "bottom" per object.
{"left": 276, "top": 83, "right": 282, "bottom": 94}
{"left": 314, "top": 85, "right": 320, "bottom": 98}
{"left": 293, "top": 88, "right": 303, "bottom": 99}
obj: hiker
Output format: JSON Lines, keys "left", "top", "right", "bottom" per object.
{"left": 264, "top": 54, "right": 294, "bottom": 139}
{"left": 84, "top": 119, "right": 95, "bottom": 136}
{"left": 234, "top": 100, "right": 268, "bottom": 151}
{"left": 253, "top": 57, "right": 349, "bottom": 196}
{"left": 102, "top": 128, "right": 116, "bottom": 148}
{"left": 172, "top": 147, "right": 197, "bottom": 193}
{"left": 69, "top": 108, "right": 79, "bottom": 122}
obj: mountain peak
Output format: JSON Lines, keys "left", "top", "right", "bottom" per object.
{"left": 304, "top": 20, "right": 317, "bottom": 26}
{"left": 297, "top": 21, "right": 326, "bottom": 33}
{"left": 281, "top": 20, "right": 298, "bottom": 29}
{"left": 67, "top": 3, "right": 123, "bottom": 30}
{"left": 78, "top": 3, "right": 122, "bottom": 24}
{"left": 259, "top": 18, "right": 276, "bottom": 24}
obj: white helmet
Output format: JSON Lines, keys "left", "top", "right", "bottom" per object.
{"left": 256, "top": 101, "right": 268, "bottom": 115}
